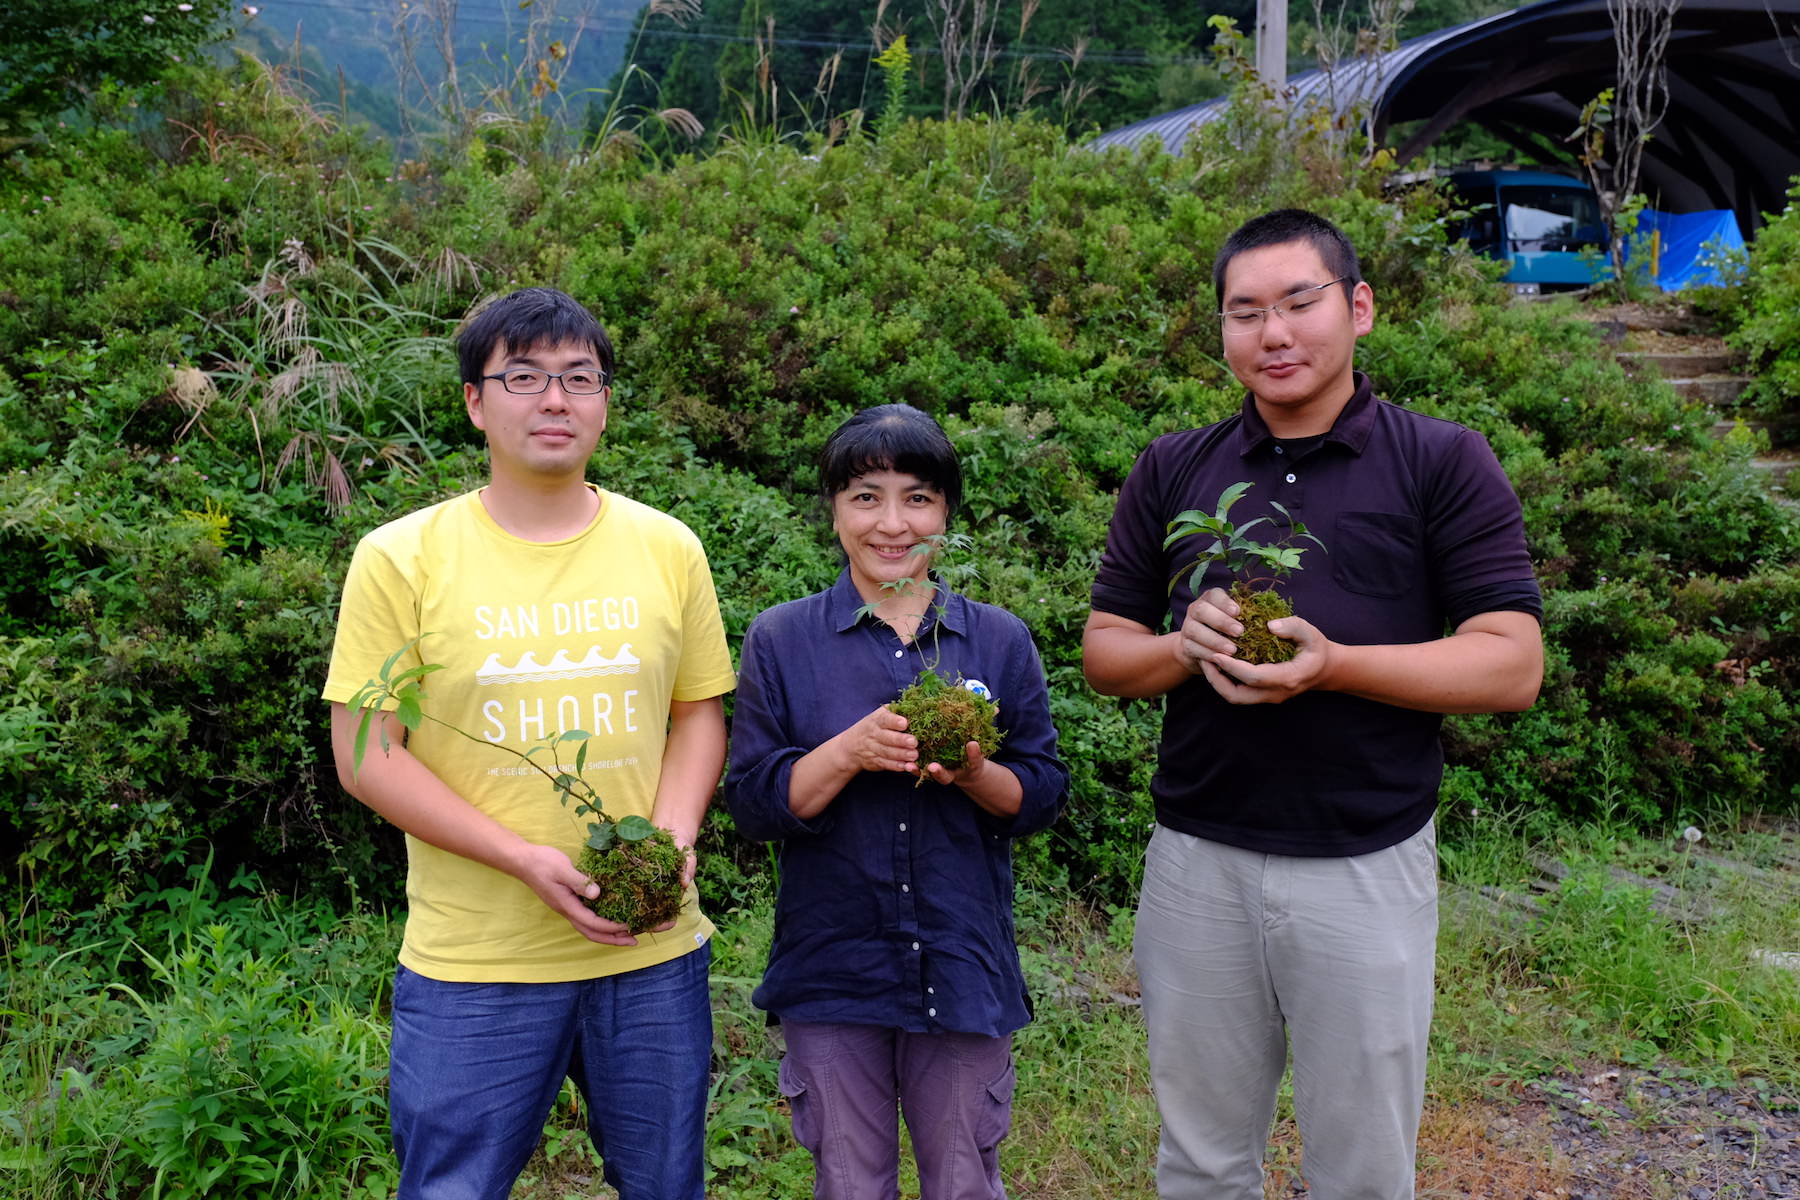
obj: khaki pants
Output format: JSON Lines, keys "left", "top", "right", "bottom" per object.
{"left": 1133, "top": 821, "right": 1438, "bottom": 1200}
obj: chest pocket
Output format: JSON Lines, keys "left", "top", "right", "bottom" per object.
{"left": 1331, "top": 511, "right": 1423, "bottom": 598}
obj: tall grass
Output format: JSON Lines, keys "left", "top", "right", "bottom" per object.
{"left": 6, "top": 822, "right": 1797, "bottom": 1197}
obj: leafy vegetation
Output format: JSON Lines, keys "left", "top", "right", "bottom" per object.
{"left": 1724, "top": 180, "right": 1800, "bottom": 416}
{"left": 1164, "top": 480, "right": 1327, "bottom": 665}
{"left": 1, "top": 41, "right": 1794, "bottom": 915}
{"left": 1, "top": 25, "right": 1797, "bottom": 1197}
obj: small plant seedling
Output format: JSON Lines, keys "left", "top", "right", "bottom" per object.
{"left": 347, "top": 637, "right": 686, "bottom": 932}
{"left": 1164, "top": 481, "right": 1327, "bottom": 665}
{"left": 853, "top": 532, "right": 1002, "bottom": 782}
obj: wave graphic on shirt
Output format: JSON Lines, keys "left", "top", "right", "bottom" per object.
{"left": 475, "top": 644, "right": 640, "bottom": 685}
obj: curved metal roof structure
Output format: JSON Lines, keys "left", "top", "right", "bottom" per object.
{"left": 1092, "top": 0, "right": 1800, "bottom": 231}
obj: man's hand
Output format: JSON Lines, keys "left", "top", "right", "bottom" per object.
{"left": 511, "top": 841, "right": 643, "bottom": 946}
{"left": 1181, "top": 586, "right": 1332, "bottom": 706}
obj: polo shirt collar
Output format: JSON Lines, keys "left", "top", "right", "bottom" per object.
{"left": 828, "top": 566, "right": 970, "bottom": 636}
{"left": 1233, "top": 371, "right": 1378, "bottom": 456}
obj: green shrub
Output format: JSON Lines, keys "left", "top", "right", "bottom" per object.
{"left": 1728, "top": 178, "right": 1800, "bottom": 415}
{"left": 4, "top": 56, "right": 1798, "bottom": 913}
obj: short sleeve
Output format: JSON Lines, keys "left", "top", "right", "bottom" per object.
{"left": 321, "top": 535, "right": 422, "bottom": 707}
{"left": 1424, "top": 429, "right": 1540, "bottom": 616}
{"left": 671, "top": 532, "right": 736, "bottom": 703}
{"left": 1090, "top": 441, "right": 1176, "bottom": 630}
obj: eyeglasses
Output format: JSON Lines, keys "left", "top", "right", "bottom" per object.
{"left": 480, "top": 367, "right": 609, "bottom": 395}
{"left": 1217, "top": 277, "right": 1347, "bottom": 335}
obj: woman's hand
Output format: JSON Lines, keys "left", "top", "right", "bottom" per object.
{"left": 923, "top": 742, "right": 1023, "bottom": 818}
{"left": 838, "top": 705, "right": 921, "bottom": 775}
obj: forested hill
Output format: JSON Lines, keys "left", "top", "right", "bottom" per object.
{"left": 599, "top": 0, "right": 1518, "bottom": 143}
{"left": 233, "top": 0, "right": 1514, "bottom": 145}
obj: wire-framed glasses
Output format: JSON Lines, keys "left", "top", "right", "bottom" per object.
{"left": 480, "top": 367, "right": 609, "bottom": 395}
{"left": 1216, "top": 277, "right": 1347, "bottom": 335}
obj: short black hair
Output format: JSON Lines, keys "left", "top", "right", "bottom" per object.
{"left": 456, "top": 287, "right": 616, "bottom": 387}
{"left": 1212, "top": 209, "right": 1363, "bottom": 308}
{"left": 819, "top": 404, "right": 963, "bottom": 522}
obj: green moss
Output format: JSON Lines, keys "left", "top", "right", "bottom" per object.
{"left": 576, "top": 829, "right": 687, "bottom": 932}
{"left": 890, "top": 668, "right": 1002, "bottom": 773}
{"left": 1231, "top": 581, "right": 1298, "bottom": 665}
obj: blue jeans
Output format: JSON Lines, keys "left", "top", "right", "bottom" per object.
{"left": 389, "top": 943, "right": 712, "bottom": 1200}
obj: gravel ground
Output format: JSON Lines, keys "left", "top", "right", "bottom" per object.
{"left": 1517, "top": 1063, "right": 1800, "bottom": 1200}
{"left": 1260, "top": 1062, "right": 1800, "bottom": 1199}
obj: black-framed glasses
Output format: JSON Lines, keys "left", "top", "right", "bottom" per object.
{"left": 1217, "top": 277, "right": 1347, "bottom": 334}
{"left": 480, "top": 367, "right": 610, "bottom": 395}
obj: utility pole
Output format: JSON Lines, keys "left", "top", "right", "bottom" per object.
{"left": 1257, "top": 0, "right": 1288, "bottom": 88}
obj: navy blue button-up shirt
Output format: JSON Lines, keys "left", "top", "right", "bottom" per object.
{"left": 726, "top": 569, "right": 1068, "bottom": 1036}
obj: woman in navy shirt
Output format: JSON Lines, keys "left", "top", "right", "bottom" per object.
{"left": 726, "top": 404, "right": 1068, "bottom": 1200}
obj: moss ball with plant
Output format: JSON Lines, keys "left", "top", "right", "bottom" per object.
{"left": 1165, "top": 481, "right": 1327, "bottom": 667}
{"left": 891, "top": 667, "right": 1002, "bottom": 773}
{"left": 576, "top": 827, "right": 687, "bottom": 932}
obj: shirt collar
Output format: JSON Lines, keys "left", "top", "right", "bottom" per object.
{"left": 828, "top": 566, "right": 970, "bottom": 636}
{"left": 1233, "top": 371, "right": 1378, "bottom": 457}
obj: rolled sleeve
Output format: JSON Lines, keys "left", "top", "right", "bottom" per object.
{"left": 985, "top": 626, "right": 1068, "bottom": 839}
{"left": 724, "top": 618, "right": 834, "bottom": 843}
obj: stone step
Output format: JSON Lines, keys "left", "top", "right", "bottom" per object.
{"left": 1666, "top": 376, "right": 1752, "bottom": 404}
{"left": 1749, "top": 455, "right": 1797, "bottom": 489}
{"left": 1617, "top": 350, "right": 1738, "bottom": 376}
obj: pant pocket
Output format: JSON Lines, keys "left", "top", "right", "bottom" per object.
{"left": 974, "top": 1058, "right": 1016, "bottom": 1150}
{"left": 778, "top": 1055, "right": 823, "bottom": 1156}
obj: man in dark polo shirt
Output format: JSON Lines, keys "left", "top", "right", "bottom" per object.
{"left": 1082, "top": 208, "right": 1543, "bottom": 1200}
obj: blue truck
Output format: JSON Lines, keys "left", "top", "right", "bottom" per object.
{"left": 1446, "top": 168, "right": 1610, "bottom": 293}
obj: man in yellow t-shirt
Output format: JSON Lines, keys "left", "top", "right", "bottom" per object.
{"left": 322, "top": 287, "right": 735, "bottom": 1200}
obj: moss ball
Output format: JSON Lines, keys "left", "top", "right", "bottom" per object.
{"left": 1231, "top": 581, "right": 1298, "bottom": 665}
{"left": 575, "top": 828, "right": 687, "bottom": 932}
{"left": 890, "top": 668, "right": 1002, "bottom": 773}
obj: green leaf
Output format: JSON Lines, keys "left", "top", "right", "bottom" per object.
{"left": 395, "top": 694, "right": 423, "bottom": 732}
{"left": 586, "top": 822, "right": 617, "bottom": 853}
{"left": 615, "top": 815, "right": 657, "bottom": 842}
{"left": 1214, "top": 480, "right": 1253, "bottom": 519}
{"left": 352, "top": 708, "right": 374, "bottom": 775}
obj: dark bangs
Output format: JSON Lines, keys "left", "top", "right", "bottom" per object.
{"left": 819, "top": 404, "right": 963, "bottom": 521}
{"left": 456, "top": 287, "right": 616, "bottom": 386}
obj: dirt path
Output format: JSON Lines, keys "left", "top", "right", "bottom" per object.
{"left": 1260, "top": 1063, "right": 1800, "bottom": 1199}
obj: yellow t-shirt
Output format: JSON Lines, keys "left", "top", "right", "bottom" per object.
{"left": 322, "top": 486, "right": 736, "bottom": 982}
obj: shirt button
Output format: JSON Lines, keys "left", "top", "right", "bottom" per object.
{"left": 912, "top": 941, "right": 921, "bottom": 951}
{"left": 1274, "top": 445, "right": 1284, "bottom": 455}
{"left": 899, "top": 822, "right": 907, "bottom": 832}
{"left": 927, "top": 986, "right": 935, "bottom": 994}
{"left": 1285, "top": 472, "right": 1297, "bottom": 483}
{"left": 928, "top": 1007, "right": 937, "bottom": 1017}
{"left": 901, "top": 883, "right": 910, "bottom": 893}
{"left": 894, "top": 649, "right": 903, "bottom": 658}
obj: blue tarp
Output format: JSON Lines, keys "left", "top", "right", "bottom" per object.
{"left": 1625, "top": 209, "right": 1746, "bottom": 290}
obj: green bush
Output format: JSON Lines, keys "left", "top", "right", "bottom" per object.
{"left": 2, "top": 56, "right": 1797, "bottom": 916}
{"left": 1728, "top": 178, "right": 1800, "bottom": 415}
{"left": 0, "top": 868, "right": 398, "bottom": 1198}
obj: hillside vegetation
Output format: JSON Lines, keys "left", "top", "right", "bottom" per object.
{"left": 2, "top": 49, "right": 1797, "bottom": 915}
{"left": 4, "top": 25, "right": 1800, "bottom": 1198}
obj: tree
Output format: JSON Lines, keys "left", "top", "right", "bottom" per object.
{"left": 1603, "top": 0, "right": 1680, "bottom": 288}
{"left": 0, "top": 0, "right": 235, "bottom": 134}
